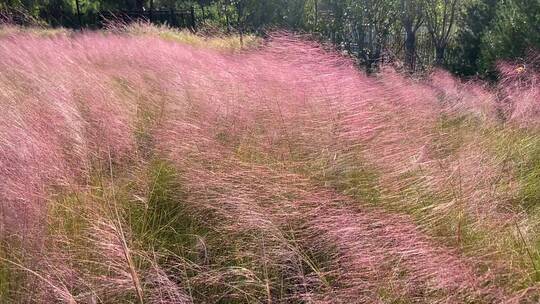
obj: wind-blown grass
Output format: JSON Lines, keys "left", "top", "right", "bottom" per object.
{"left": 111, "top": 22, "right": 261, "bottom": 52}
{"left": 0, "top": 24, "right": 539, "bottom": 303}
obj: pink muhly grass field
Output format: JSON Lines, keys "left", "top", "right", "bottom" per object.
{"left": 0, "top": 26, "right": 539, "bottom": 303}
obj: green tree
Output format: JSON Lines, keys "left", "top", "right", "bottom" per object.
{"left": 423, "top": 0, "right": 461, "bottom": 66}
{"left": 449, "top": 0, "right": 497, "bottom": 76}
{"left": 400, "top": 0, "right": 424, "bottom": 72}
{"left": 480, "top": 0, "right": 540, "bottom": 73}
{"left": 350, "top": 0, "right": 398, "bottom": 71}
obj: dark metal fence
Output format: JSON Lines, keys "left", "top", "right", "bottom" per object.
{"left": 99, "top": 8, "right": 196, "bottom": 30}
{"left": 0, "top": 7, "right": 197, "bottom": 30}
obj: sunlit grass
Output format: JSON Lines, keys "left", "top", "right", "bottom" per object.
{"left": 0, "top": 25, "right": 71, "bottom": 37}
{"left": 120, "top": 22, "right": 261, "bottom": 51}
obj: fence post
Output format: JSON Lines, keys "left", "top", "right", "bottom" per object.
{"left": 190, "top": 6, "right": 196, "bottom": 32}
{"left": 170, "top": 7, "right": 175, "bottom": 26}
{"left": 75, "top": 0, "right": 82, "bottom": 29}
{"left": 149, "top": 0, "right": 154, "bottom": 23}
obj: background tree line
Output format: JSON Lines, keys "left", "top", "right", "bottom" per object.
{"left": 1, "top": 0, "right": 539, "bottom": 77}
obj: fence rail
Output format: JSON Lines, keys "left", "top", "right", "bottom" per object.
{"left": 0, "top": 7, "right": 197, "bottom": 30}
{"left": 100, "top": 9, "right": 196, "bottom": 30}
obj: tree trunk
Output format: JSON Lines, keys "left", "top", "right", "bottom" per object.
{"left": 435, "top": 45, "right": 446, "bottom": 66}
{"left": 224, "top": 6, "right": 230, "bottom": 33}
{"left": 75, "top": 0, "right": 82, "bottom": 29}
{"left": 363, "top": 48, "right": 381, "bottom": 75}
{"left": 236, "top": 1, "right": 244, "bottom": 47}
{"left": 371, "top": 49, "right": 381, "bottom": 73}
{"left": 314, "top": 0, "right": 318, "bottom": 26}
{"left": 404, "top": 28, "right": 416, "bottom": 72}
